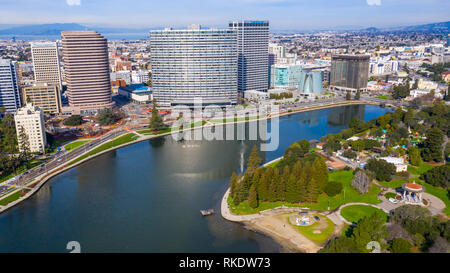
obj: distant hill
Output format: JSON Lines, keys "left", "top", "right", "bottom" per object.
{"left": 381, "top": 21, "right": 450, "bottom": 33}
{"left": 0, "top": 23, "right": 151, "bottom": 35}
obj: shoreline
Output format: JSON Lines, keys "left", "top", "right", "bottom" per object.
{"left": 0, "top": 100, "right": 385, "bottom": 215}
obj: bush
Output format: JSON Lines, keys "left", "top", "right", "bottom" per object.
{"left": 390, "top": 238, "right": 413, "bottom": 253}
{"left": 324, "top": 181, "right": 343, "bottom": 197}
{"left": 63, "top": 115, "right": 83, "bottom": 126}
{"left": 397, "top": 171, "right": 410, "bottom": 179}
{"left": 365, "top": 158, "right": 396, "bottom": 182}
{"left": 420, "top": 163, "right": 449, "bottom": 188}
{"left": 342, "top": 150, "right": 357, "bottom": 159}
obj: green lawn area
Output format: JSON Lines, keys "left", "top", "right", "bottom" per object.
{"left": 291, "top": 214, "right": 335, "bottom": 245}
{"left": 385, "top": 192, "right": 397, "bottom": 199}
{"left": 380, "top": 179, "right": 407, "bottom": 189}
{"left": 377, "top": 95, "right": 388, "bottom": 100}
{"left": 64, "top": 140, "right": 90, "bottom": 151}
{"left": 408, "top": 163, "right": 434, "bottom": 178}
{"left": 139, "top": 128, "right": 172, "bottom": 135}
{"left": 0, "top": 189, "right": 30, "bottom": 206}
{"left": 67, "top": 133, "right": 138, "bottom": 166}
{"left": 228, "top": 170, "right": 382, "bottom": 215}
{"left": 340, "top": 205, "right": 388, "bottom": 224}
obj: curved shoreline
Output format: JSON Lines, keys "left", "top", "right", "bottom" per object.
{"left": 0, "top": 100, "right": 385, "bottom": 215}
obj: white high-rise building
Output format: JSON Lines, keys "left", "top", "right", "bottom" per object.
{"left": 31, "top": 42, "right": 63, "bottom": 91}
{"left": 150, "top": 25, "right": 238, "bottom": 107}
{"left": 0, "top": 59, "right": 21, "bottom": 113}
{"left": 229, "top": 20, "right": 269, "bottom": 93}
{"left": 14, "top": 103, "right": 47, "bottom": 153}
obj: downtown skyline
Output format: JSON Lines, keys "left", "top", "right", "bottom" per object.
{"left": 0, "top": 0, "right": 449, "bottom": 31}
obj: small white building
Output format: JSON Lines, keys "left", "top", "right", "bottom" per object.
{"left": 244, "top": 90, "right": 269, "bottom": 101}
{"left": 409, "top": 89, "right": 443, "bottom": 99}
{"left": 380, "top": 156, "right": 407, "bottom": 172}
{"left": 118, "top": 84, "right": 153, "bottom": 104}
{"left": 14, "top": 103, "right": 47, "bottom": 153}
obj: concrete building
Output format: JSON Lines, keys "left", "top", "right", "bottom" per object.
{"left": 14, "top": 103, "right": 47, "bottom": 153}
{"left": 0, "top": 59, "right": 21, "bottom": 113}
{"left": 330, "top": 54, "right": 370, "bottom": 92}
{"left": 131, "top": 70, "right": 149, "bottom": 84}
{"left": 118, "top": 84, "right": 152, "bottom": 104}
{"left": 22, "top": 83, "right": 62, "bottom": 114}
{"left": 30, "top": 42, "right": 63, "bottom": 91}
{"left": 61, "top": 31, "right": 113, "bottom": 115}
{"left": 229, "top": 20, "right": 269, "bottom": 93}
{"left": 380, "top": 156, "right": 407, "bottom": 172}
{"left": 150, "top": 25, "right": 237, "bottom": 107}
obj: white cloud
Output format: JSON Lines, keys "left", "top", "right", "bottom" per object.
{"left": 366, "top": 0, "right": 381, "bottom": 6}
{"left": 66, "top": 0, "right": 81, "bottom": 6}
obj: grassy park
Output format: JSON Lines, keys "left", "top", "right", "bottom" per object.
{"left": 0, "top": 189, "right": 30, "bottom": 206}
{"left": 291, "top": 214, "right": 335, "bottom": 244}
{"left": 340, "top": 205, "right": 388, "bottom": 224}
{"left": 64, "top": 140, "right": 91, "bottom": 151}
{"left": 228, "top": 170, "right": 382, "bottom": 215}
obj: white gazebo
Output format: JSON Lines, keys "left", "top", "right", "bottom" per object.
{"left": 401, "top": 182, "right": 425, "bottom": 205}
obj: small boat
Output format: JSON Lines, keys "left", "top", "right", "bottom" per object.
{"left": 200, "top": 209, "right": 215, "bottom": 216}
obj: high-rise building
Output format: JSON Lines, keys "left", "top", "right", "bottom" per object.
{"left": 330, "top": 54, "right": 370, "bottom": 92}
{"left": 22, "top": 83, "right": 62, "bottom": 114}
{"left": 150, "top": 25, "right": 238, "bottom": 107}
{"left": 0, "top": 59, "right": 21, "bottom": 113}
{"left": 61, "top": 31, "right": 113, "bottom": 115}
{"left": 229, "top": 20, "right": 269, "bottom": 93}
{"left": 14, "top": 103, "right": 47, "bottom": 153}
{"left": 30, "top": 42, "right": 63, "bottom": 90}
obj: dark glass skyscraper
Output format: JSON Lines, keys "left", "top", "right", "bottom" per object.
{"left": 330, "top": 55, "right": 370, "bottom": 92}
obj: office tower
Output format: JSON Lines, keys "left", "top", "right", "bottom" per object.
{"left": 22, "top": 83, "right": 62, "bottom": 114}
{"left": 229, "top": 20, "right": 269, "bottom": 93}
{"left": 61, "top": 31, "right": 113, "bottom": 115}
{"left": 270, "top": 64, "right": 302, "bottom": 88}
{"left": 30, "top": 42, "right": 63, "bottom": 90}
{"left": 150, "top": 25, "right": 238, "bottom": 107}
{"left": 330, "top": 54, "right": 370, "bottom": 92}
{"left": 0, "top": 59, "right": 21, "bottom": 113}
{"left": 14, "top": 103, "right": 47, "bottom": 153}
{"left": 299, "top": 70, "right": 323, "bottom": 95}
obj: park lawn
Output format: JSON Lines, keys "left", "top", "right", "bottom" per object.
{"left": 385, "top": 192, "right": 397, "bottom": 199}
{"left": 418, "top": 180, "right": 450, "bottom": 216}
{"left": 228, "top": 170, "right": 382, "bottom": 215}
{"left": 0, "top": 189, "right": 30, "bottom": 206}
{"left": 292, "top": 214, "right": 335, "bottom": 245}
{"left": 68, "top": 133, "right": 138, "bottom": 166}
{"left": 407, "top": 163, "right": 434, "bottom": 178}
{"left": 380, "top": 179, "right": 407, "bottom": 189}
{"left": 64, "top": 140, "right": 90, "bottom": 151}
{"left": 340, "top": 205, "right": 388, "bottom": 224}
{"left": 377, "top": 95, "right": 388, "bottom": 100}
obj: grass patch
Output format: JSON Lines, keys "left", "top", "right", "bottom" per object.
{"left": 377, "top": 95, "right": 388, "bottom": 100}
{"left": 385, "top": 192, "right": 397, "bottom": 199}
{"left": 228, "top": 170, "right": 382, "bottom": 215}
{"left": 340, "top": 205, "right": 388, "bottom": 224}
{"left": 380, "top": 179, "right": 407, "bottom": 189}
{"left": 408, "top": 163, "right": 434, "bottom": 178}
{"left": 292, "top": 214, "right": 335, "bottom": 245}
{"left": 67, "top": 133, "right": 138, "bottom": 166}
{"left": 64, "top": 140, "right": 90, "bottom": 151}
{"left": 0, "top": 189, "right": 30, "bottom": 206}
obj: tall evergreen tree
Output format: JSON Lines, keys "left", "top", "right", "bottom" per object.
{"left": 149, "top": 99, "right": 165, "bottom": 131}
{"left": 230, "top": 172, "right": 238, "bottom": 197}
{"left": 246, "top": 145, "right": 262, "bottom": 174}
{"left": 248, "top": 184, "right": 258, "bottom": 208}
{"left": 18, "top": 126, "right": 32, "bottom": 168}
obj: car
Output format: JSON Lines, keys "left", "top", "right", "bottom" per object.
{"left": 314, "top": 216, "right": 320, "bottom": 221}
{"left": 389, "top": 198, "right": 398, "bottom": 204}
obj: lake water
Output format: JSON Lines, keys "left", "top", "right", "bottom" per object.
{"left": 0, "top": 105, "right": 391, "bottom": 253}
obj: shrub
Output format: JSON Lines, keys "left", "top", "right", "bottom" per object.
{"left": 324, "top": 181, "right": 343, "bottom": 197}
{"left": 390, "top": 238, "right": 413, "bottom": 253}
{"left": 63, "top": 115, "right": 83, "bottom": 126}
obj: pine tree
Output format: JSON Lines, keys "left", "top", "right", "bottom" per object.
{"left": 149, "top": 99, "right": 165, "bottom": 131}
{"left": 346, "top": 91, "right": 351, "bottom": 100}
{"left": 285, "top": 174, "right": 299, "bottom": 203}
{"left": 18, "top": 126, "right": 32, "bottom": 168}
{"left": 233, "top": 174, "right": 243, "bottom": 205}
{"left": 258, "top": 167, "right": 273, "bottom": 201}
{"left": 268, "top": 168, "right": 280, "bottom": 202}
{"left": 246, "top": 145, "right": 262, "bottom": 174}
{"left": 312, "top": 158, "right": 328, "bottom": 191}
{"left": 230, "top": 172, "right": 238, "bottom": 197}
{"left": 355, "top": 89, "right": 361, "bottom": 100}
{"left": 248, "top": 184, "right": 258, "bottom": 208}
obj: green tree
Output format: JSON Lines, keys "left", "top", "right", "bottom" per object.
{"left": 422, "top": 128, "right": 444, "bottom": 162}
{"left": 63, "top": 115, "right": 83, "bottom": 126}
{"left": 390, "top": 238, "right": 413, "bottom": 253}
{"left": 149, "top": 99, "right": 165, "bottom": 131}
{"left": 365, "top": 158, "right": 396, "bottom": 181}
{"left": 246, "top": 145, "right": 262, "bottom": 174}
{"left": 324, "top": 181, "right": 343, "bottom": 197}
{"left": 248, "top": 184, "right": 258, "bottom": 208}
{"left": 407, "top": 146, "right": 422, "bottom": 166}
{"left": 346, "top": 91, "right": 351, "bottom": 100}
{"left": 18, "top": 126, "right": 32, "bottom": 167}
{"left": 355, "top": 89, "right": 361, "bottom": 100}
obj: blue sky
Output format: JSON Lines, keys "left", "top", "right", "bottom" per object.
{"left": 0, "top": 0, "right": 449, "bottom": 30}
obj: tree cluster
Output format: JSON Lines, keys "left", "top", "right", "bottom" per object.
{"left": 364, "top": 158, "right": 396, "bottom": 182}
{"left": 63, "top": 115, "right": 83, "bottom": 126}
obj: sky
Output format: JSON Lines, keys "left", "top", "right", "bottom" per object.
{"left": 0, "top": 0, "right": 449, "bottom": 30}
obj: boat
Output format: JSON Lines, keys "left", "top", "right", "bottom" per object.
{"left": 200, "top": 209, "right": 215, "bottom": 216}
